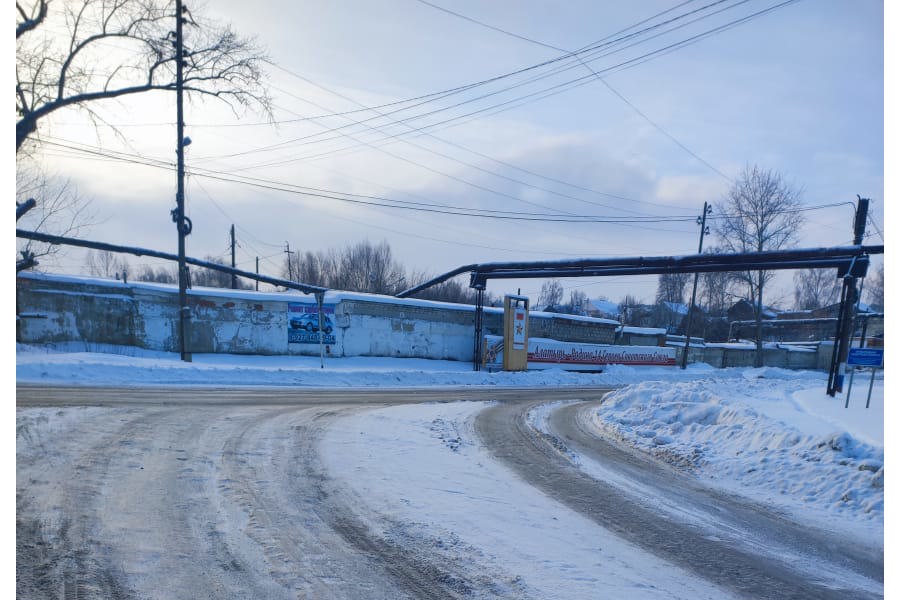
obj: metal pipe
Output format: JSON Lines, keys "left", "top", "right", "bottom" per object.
{"left": 15, "top": 229, "right": 327, "bottom": 294}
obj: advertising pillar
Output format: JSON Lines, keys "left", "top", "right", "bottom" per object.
{"left": 503, "top": 294, "right": 529, "bottom": 371}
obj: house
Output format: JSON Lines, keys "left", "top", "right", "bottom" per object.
{"left": 654, "top": 301, "right": 689, "bottom": 334}
{"left": 586, "top": 298, "right": 620, "bottom": 321}
{"left": 727, "top": 299, "right": 779, "bottom": 323}
{"left": 726, "top": 299, "right": 881, "bottom": 342}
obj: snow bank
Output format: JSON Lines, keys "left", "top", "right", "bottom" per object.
{"left": 13, "top": 343, "right": 623, "bottom": 388}
{"left": 592, "top": 372, "right": 884, "bottom": 530}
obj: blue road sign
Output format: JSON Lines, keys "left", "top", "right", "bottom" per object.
{"left": 847, "top": 347, "right": 884, "bottom": 367}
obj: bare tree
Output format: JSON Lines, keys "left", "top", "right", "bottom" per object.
{"left": 537, "top": 279, "right": 564, "bottom": 309}
{"left": 16, "top": 0, "right": 271, "bottom": 152}
{"left": 698, "top": 246, "right": 732, "bottom": 316}
{"left": 16, "top": 162, "right": 94, "bottom": 266}
{"left": 191, "top": 255, "right": 252, "bottom": 289}
{"left": 866, "top": 262, "right": 884, "bottom": 311}
{"left": 793, "top": 268, "right": 840, "bottom": 310}
{"left": 655, "top": 272, "right": 690, "bottom": 305}
{"left": 563, "top": 290, "right": 589, "bottom": 315}
{"left": 330, "top": 240, "right": 405, "bottom": 294}
{"left": 411, "top": 273, "right": 490, "bottom": 305}
{"left": 284, "top": 240, "right": 406, "bottom": 295}
{"left": 715, "top": 165, "right": 804, "bottom": 365}
{"left": 86, "top": 249, "right": 128, "bottom": 278}
{"left": 135, "top": 264, "right": 176, "bottom": 283}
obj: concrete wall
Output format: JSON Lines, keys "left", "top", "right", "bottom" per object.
{"left": 16, "top": 273, "right": 619, "bottom": 363}
{"left": 16, "top": 273, "right": 829, "bottom": 370}
{"left": 703, "top": 343, "right": 818, "bottom": 370}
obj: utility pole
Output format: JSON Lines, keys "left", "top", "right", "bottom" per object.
{"left": 230, "top": 224, "right": 237, "bottom": 289}
{"left": 171, "top": 0, "right": 192, "bottom": 362}
{"left": 255, "top": 256, "right": 259, "bottom": 291}
{"left": 284, "top": 242, "right": 295, "bottom": 281}
{"left": 681, "top": 202, "right": 712, "bottom": 369}
{"left": 827, "top": 196, "right": 869, "bottom": 396}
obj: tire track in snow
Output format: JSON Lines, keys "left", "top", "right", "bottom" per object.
{"left": 476, "top": 398, "right": 883, "bottom": 600}
{"left": 18, "top": 387, "right": 534, "bottom": 599}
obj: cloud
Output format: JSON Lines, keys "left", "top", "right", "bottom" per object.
{"left": 653, "top": 175, "right": 728, "bottom": 211}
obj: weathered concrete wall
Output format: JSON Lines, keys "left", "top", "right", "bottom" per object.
{"left": 16, "top": 273, "right": 827, "bottom": 370}
{"left": 620, "top": 332, "right": 666, "bottom": 347}
{"left": 335, "top": 299, "right": 477, "bottom": 360}
{"left": 188, "top": 295, "right": 290, "bottom": 355}
{"left": 530, "top": 314, "right": 617, "bottom": 345}
{"left": 703, "top": 344, "right": 818, "bottom": 370}
{"left": 16, "top": 273, "right": 619, "bottom": 362}
{"left": 17, "top": 277, "right": 144, "bottom": 347}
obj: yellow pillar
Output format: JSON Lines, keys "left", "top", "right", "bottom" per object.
{"left": 503, "top": 295, "right": 529, "bottom": 371}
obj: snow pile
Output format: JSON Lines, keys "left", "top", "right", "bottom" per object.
{"left": 592, "top": 372, "right": 884, "bottom": 525}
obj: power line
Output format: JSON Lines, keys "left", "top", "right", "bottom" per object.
{"left": 42, "top": 136, "right": 849, "bottom": 227}
{"left": 230, "top": 79, "right": 654, "bottom": 216}
{"left": 866, "top": 214, "right": 884, "bottom": 241}
{"left": 192, "top": 0, "right": 745, "bottom": 163}
{"left": 212, "top": 0, "right": 795, "bottom": 186}
{"left": 409, "top": 0, "right": 733, "bottom": 186}
{"left": 40, "top": 137, "right": 699, "bottom": 222}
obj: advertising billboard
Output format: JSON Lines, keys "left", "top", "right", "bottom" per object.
{"left": 288, "top": 302, "right": 336, "bottom": 345}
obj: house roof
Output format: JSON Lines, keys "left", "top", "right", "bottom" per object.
{"left": 588, "top": 298, "right": 620, "bottom": 316}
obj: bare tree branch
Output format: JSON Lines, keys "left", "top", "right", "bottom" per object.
{"left": 16, "top": 0, "right": 47, "bottom": 38}
{"left": 715, "top": 165, "right": 804, "bottom": 364}
{"left": 16, "top": 160, "right": 96, "bottom": 265}
{"left": 16, "top": 0, "right": 271, "bottom": 151}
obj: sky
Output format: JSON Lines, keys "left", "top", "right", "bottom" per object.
{"left": 14, "top": 0, "right": 888, "bottom": 306}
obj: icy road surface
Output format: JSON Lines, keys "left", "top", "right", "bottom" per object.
{"left": 17, "top": 385, "right": 883, "bottom": 599}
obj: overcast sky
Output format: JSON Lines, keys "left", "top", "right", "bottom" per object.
{"left": 17, "top": 0, "right": 887, "bottom": 306}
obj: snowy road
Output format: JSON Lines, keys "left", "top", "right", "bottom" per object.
{"left": 478, "top": 398, "right": 882, "bottom": 599}
{"left": 17, "top": 385, "right": 883, "bottom": 599}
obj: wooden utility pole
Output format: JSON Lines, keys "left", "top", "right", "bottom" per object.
{"left": 172, "top": 0, "right": 192, "bottom": 362}
{"left": 285, "top": 242, "right": 295, "bottom": 281}
{"left": 681, "top": 202, "right": 711, "bottom": 369}
{"left": 827, "top": 197, "right": 869, "bottom": 395}
{"left": 255, "top": 256, "right": 259, "bottom": 291}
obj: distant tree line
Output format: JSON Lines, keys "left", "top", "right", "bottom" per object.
{"left": 85, "top": 250, "right": 252, "bottom": 290}
{"left": 282, "top": 239, "right": 494, "bottom": 305}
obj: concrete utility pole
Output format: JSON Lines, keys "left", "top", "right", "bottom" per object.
{"left": 681, "top": 201, "right": 712, "bottom": 369}
{"left": 171, "top": 0, "right": 192, "bottom": 362}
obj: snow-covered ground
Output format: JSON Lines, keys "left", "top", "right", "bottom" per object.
{"left": 582, "top": 371, "right": 883, "bottom": 535}
{"left": 15, "top": 343, "right": 886, "bottom": 595}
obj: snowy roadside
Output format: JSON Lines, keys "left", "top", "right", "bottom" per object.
{"left": 17, "top": 343, "right": 884, "bottom": 540}
{"left": 15, "top": 342, "right": 724, "bottom": 388}
{"left": 579, "top": 369, "right": 883, "bottom": 540}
